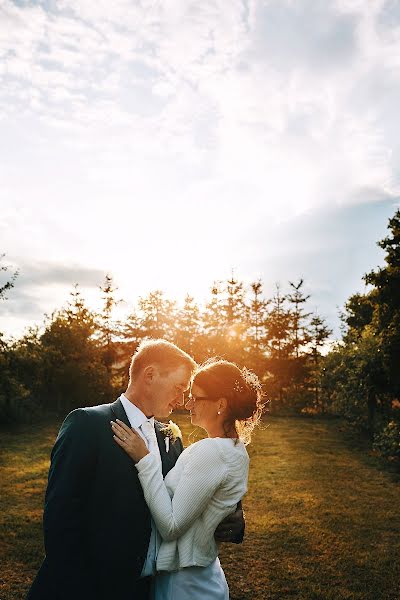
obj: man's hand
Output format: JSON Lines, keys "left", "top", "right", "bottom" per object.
{"left": 214, "top": 505, "right": 245, "bottom": 544}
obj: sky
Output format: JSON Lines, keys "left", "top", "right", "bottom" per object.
{"left": 1, "top": 0, "right": 399, "bottom": 339}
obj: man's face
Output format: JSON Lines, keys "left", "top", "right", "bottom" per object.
{"left": 149, "top": 364, "right": 192, "bottom": 418}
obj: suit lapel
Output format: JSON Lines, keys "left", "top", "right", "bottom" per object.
{"left": 110, "top": 400, "right": 181, "bottom": 478}
{"left": 155, "top": 421, "right": 181, "bottom": 478}
{"left": 110, "top": 398, "right": 142, "bottom": 473}
{"left": 110, "top": 398, "right": 131, "bottom": 428}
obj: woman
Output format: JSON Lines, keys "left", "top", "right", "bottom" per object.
{"left": 111, "top": 359, "right": 263, "bottom": 600}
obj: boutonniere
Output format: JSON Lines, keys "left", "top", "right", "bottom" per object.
{"left": 160, "top": 420, "right": 182, "bottom": 453}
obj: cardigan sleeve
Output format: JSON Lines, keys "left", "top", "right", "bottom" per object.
{"left": 135, "top": 438, "right": 227, "bottom": 542}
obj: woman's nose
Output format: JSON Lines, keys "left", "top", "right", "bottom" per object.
{"left": 185, "top": 397, "right": 194, "bottom": 410}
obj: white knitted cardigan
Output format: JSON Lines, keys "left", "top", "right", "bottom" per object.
{"left": 135, "top": 436, "right": 249, "bottom": 572}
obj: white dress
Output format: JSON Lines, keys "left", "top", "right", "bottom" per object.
{"left": 150, "top": 557, "right": 229, "bottom": 600}
{"left": 135, "top": 437, "right": 249, "bottom": 600}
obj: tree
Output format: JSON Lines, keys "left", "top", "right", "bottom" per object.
{"left": 221, "top": 273, "right": 248, "bottom": 364}
{"left": 321, "top": 209, "right": 400, "bottom": 438}
{"left": 309, "top": 313, "right": 332, "bottom": 412}
{"left": 224, "top": 273, "right": 247, "bottom": 325}
{"left": 247, "top": 280, "right": 269, "bottom": 374}
{"left": 264, "top": 284, "right": 293, "bottom": 408}
{"left": 98, "top": 274, "right": 121, "bottom": 376}
{"left": 0, "top": 332, "right": 33, "bottom": 422}
{"left": 342, "top": 293, "right": 374, "bottom": 342}
{"left": 364, "top": 209, "right": 400, "bottom": 397}
{"left": 0, "top": 254, "right": 18, "bottom": 301}
{"left": 321, "top": 331, "right": 387, "bottom": 437}
{"left": 285, "top": 279, "right": 313, "bottom": 407}
{"left": 137, "top": 290, "right": 177, "bottom": 341}
{"left": 287, "top": 279, "right": 311, "bottom": 359}
{"left": 174, "top": 294, "right": 202, "bottom": 360}
{"left": 39, "top": 285, "right": 112, "bottom": 413}
{"left": 202, "top": 282, "right": 226, "bottom": 357}
{"left": 0, "top": 254, "right": 24, "bottom": 422}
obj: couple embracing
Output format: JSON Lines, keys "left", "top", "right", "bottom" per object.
{"left": 26, "top": 339, "right": 263, "bottom": 600}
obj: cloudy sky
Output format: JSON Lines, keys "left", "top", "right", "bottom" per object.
{"left": 1, "top": 0, "right": 399, "bottom": 338}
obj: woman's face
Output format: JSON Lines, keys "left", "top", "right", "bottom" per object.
{"left": 185, "top": 382, "right": 218, "bottom": 430}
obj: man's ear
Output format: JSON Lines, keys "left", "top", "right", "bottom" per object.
{"left": 143, "top": 365, "right": 155, "bottom": 385}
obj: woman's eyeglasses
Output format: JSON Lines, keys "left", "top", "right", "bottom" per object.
{"left": 184, "top": 394, "right": 218, "bottom": 403}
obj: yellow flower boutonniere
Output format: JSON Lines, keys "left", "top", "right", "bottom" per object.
{"left": 160, "top": 420, "right": 182, "bottom": 441}
{"left": 160, "top": 420, "right": 182, "bottom": 452}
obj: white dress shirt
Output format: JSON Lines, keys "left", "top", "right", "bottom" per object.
{"left": 119, "top": 394, "right": 162, "bottom": 577}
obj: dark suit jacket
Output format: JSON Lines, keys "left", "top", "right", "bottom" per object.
{"left": 26, "top": 399, "right": 183, "bottom": 600}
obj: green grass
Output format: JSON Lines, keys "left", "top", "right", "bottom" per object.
{"left": 1, "top": 416, "right": 400, "bottom": 600}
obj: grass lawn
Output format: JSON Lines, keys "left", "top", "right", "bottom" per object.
{"left": 1, "top": 415, "right": 400, "bottom": 600}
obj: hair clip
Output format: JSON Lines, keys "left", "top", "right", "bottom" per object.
{"left": 233, "top": 380, "right": 244, "bottom": 393}
{"left": 241, "top": 368, "right": 262, "bottom": 391}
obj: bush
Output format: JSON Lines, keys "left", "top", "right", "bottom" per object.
{"left": 0, "top": 386, "right": 34, "bottom": 424}
{"left": 373, "top": 420, "right": 400, "bottom": 460}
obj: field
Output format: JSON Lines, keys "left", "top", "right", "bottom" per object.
{"left": 1, "top": 416, "right": 400, "bottom": 600}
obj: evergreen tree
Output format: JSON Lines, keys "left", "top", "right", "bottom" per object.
{"left": 342, "top": 293, "right": 374, "bottom": 342}
{"left": 202, "top": 282, "right": 226, "bottom": 357}
{"left": 115, "top": 307, "right": 143, "bottom": 390}
{"left": 224, "top": 273, "right": 247, "bottom": 326}
{"left": 287, "top": 279, "right": 311, "bottom": 358}
{"left": 98, "top": 274, "right": 121, "bottom": 376}
{"left": 122, "top": 308, "right": 142, "bottom": 347}
{"left": 285, "top": 279, "right": 313, "bottom": 408}
{"left": 322, "top": 210, "right": 400, "bottom": 440}
{"left": 174, "top": 294, "right": 202, "bottom": 360}
{"left": 137, "top": 290, "right": 177, "bottom": 340}
{"left": 221, "top": 273, "right": 248, "bottom": 364}
{"left": 247, "top": 280, "right": 269, "bottom": 374}
{"left": 39, "top": 285, "right": 112, "bottom": 412}
{"left": 364, "top": 209, "right": 400, "bottom": 397}
{"left": 309, "top": 313, "right": 332, "bottom": 412}
{"left": 264, "top": 284, "right": 293, "bottom": 408}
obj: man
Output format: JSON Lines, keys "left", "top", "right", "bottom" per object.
{"left": 26, "top": 339, "right": 244, "bottom": 600}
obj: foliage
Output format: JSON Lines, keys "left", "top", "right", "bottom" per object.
{"left": 320, "top": 333, "right": 388, "bottom": 434}
{"left": 0, "top": 255, "right": 26, "bottom": 421}
{"left": 309, "top": 313, "right": 333, "bottom": 412}
{"left": 364, "top": 210, "right": 400, "bottom": 396}
{"left": 5, "top": 209, "right": 400, "bottom": 430}
{"left": 0, "top": 285, "right": 118, "bottom": 422}
{"left": 38, "top": 286, "right": 115, "bottom": 412}
{"left": 1, "top": 269, "right": 333, "bottom": 422}
{"left": 97, "top": 274, "right": 121, "bottom": 376}
{"left": 246, "top": 280, "right": 269, "bottom": 374}
{"left": 0, "top": 333, "right": 32, "bottom": 423}
{"left": 373, "top": 419, "right": 400, "bottom": 460}
{"left": 329, "top": 209, "right": 400, "bottom": 440}
{"left": 174, "top": 294, "right": 203, "bottom": 360}
{"left": 0, "top": 254, "right": 18, "bottom": 301}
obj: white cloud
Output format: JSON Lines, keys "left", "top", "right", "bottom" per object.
{"left": 0, "top": 0, "right": 400, "bottom": 337}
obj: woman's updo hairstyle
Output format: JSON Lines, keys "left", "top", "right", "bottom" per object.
{"left": 192, "top": 359, "right": 265, "bottom": 445}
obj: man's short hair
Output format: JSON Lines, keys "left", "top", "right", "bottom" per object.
{"left": 129, "top": 339, "right": 197, "bottom": 380}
